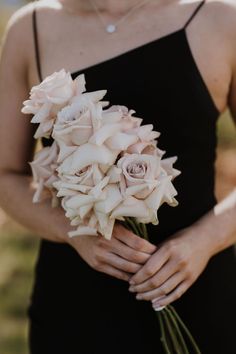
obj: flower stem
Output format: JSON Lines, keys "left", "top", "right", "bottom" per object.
{"left": 162, "top": 309, "right": 183, "bottom": 354}
{"left": 123, "top": 218, "right": 201, "bottom": 354}
{"left": 140, "top": 222, "right": 149, "bottom": 241}
{"left": 157, "top": 312, "right": 172, "bottom": 354}
{"left": 136, "top": 221, "right": 145, "bottom": 237}
{"left": 169, "top": 305, "right": 202, "bottom": 354}
{"left": 165, "top": 307, "right": 190, "bottom": 354}
{"left": 125, "top": 217, "right": 141, "bottom": 237}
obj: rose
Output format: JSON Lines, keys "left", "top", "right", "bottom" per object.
{"left": 57, "top": 143, "right": 119, "bottom": 176}
{"left": 53, "top": 163, "right": 117, "bottom": 239}
{"left": 117, "top": 153, "right": 160, "bottom": 199}
{"left": 126, "top": 123, "right": 162, "bottom": 155}
{"left": 53, "top": 103, "right": 141, "bottom": 153}
{"left": 30, "top": 141, "right": 59, "bottom": 204}
{"left": 111, "top": 152, "right": 179, "bottom": 224}
{"left": 21, "top": 70, "right": 86, "bottom": 138}
{"left": 52, "top": 90, "right": 108, "bottom": 146}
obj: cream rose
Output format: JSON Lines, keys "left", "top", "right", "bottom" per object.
{"left": 117, "top": 153, "right": 161, "bottom": 199}
{"left": 22, "top": 70, "right": 86, "bottom": 138}
{"left": 52, "top": 90, "right": 108, "bottom": 146}
{"left": 111, "top": 152, "right": 179, "bottom": 224}
{"left": 53, "top": 163, "right": 118, "bottom": 239}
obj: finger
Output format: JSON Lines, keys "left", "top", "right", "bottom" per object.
{"left": 110, "top": 238, "right": 151, "bottom": 264}
{"left": 135, "top": 272, "right": 184, "bottom": 301}
{"left": 130, "top": 246, "right": 170, "bottom": 285}
{"left": 152, "top": 281, "right": 189, "bottom": 309}
{"left": 114, "top": 224, "right": 157, "bottom": 254}
{"left": 129, "top": 260, "right": 178, "bottom": 293}
{"left": 106, "top": 253, "right": 142, "bottom": 274}
{"left": 99, "top": 264, "right": 131, "bottom": 282}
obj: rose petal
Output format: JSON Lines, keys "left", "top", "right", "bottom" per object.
{"left": 106, "top": 132, "right": 138, "bottom": 150}
{"left": 111, "top": 196, "right": 150, "bottom": 219}
{"left": 68, "top": 226, "right": 98, "bottom": 237}
{"left": 125, "top": 182, "right": 158, "bottom": 198}
{"left": 89, "top": 123, "right": 121, "bottom": 146}
{"left": 161, "top": 157, "right": 181, "bottom": 179}
{"left": 31, "top": 102, "right": 52, "bottom": 123}
{"left": 90, "top": 176, "right": 110, "bottom": 199}
{"left": 98, "top": 216, "right": 115, "bottom": 240}
{"left": 65, "top": 194, "right": 95, "bottom": 209}
{"left": 57, "top": 143, "right": 118, "bottom": 175}
{"left": 95, "top": 184, "right": 123, "bottom": 213}
{"left": 73, "top": 73, "right": 86, "bottom": 96}
{"left": 106, "top": 166, "right": 122, "bottom": 183}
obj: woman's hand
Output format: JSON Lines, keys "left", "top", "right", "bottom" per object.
{"left": 68, "top": 222, "right": 157, "bottom": 282}
{"left": 128, "top": 225, "right": 216, "bottom": 309}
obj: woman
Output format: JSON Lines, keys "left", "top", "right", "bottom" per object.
{"left": 0, "top": 0, "right": 236, "bottom": 352}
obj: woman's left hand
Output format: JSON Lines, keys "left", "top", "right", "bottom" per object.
{"left": 128, "top": 225, "right": 216, "bottom": 310}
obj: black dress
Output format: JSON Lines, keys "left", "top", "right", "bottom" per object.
{"left": 28, "top": 1, "right": 236, "bottom": 353}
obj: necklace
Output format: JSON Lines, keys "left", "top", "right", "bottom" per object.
{"left": 89, "top": 0, "right": 154, "bottom": 34}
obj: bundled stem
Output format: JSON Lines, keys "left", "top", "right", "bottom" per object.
{"left": 158, "top": 311, "right": 172, "bottom": 354}
{"left": 165, "top": 307, "right": 189, "bottom": 354}
{"left": 169, "top": 306, "right": 201, "bottom": 354}
{"left": 124, "top": 217, "right": 202, "bottom": 354}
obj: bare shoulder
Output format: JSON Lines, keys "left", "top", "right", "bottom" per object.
{"left": 1, "top": 2, "right": 36, "bottom": 70}
{"left": 0, "top": 1, "right": 61, "bottom": 80}
{"left": 204, "top": 0, "right": 236, "bottom": 34}
{"left": 2, "top": 0, "right": 59, "bottom": 43}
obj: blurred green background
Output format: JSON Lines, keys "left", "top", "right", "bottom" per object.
{"left": 0, "top": 1, "right": 236, "bottom": 353}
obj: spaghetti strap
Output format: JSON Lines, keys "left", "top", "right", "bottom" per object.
{"left": 184, "top": 0, "right": 205, "bottom": 29}
{"left": 32, "top": 6, "right": 43, "bottom": 82}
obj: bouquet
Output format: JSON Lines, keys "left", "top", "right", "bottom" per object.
{"left": 22, "top": 69, "right": 201, "bottom": 354}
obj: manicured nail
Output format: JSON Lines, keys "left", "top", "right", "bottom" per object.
{"left": 153, "top": 305, "right": 166, "bottom": 312}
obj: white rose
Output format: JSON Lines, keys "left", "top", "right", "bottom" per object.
{"left": 111, "top": 152, "right": 179, "bottom": 224}
{"left": 22, "top": 70, "right": 84, "bottom": 138}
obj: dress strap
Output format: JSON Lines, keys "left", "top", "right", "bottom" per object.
{"left": 184, "top": 0, "right": 206, "bottom": 29}
{"left": 32, "top": 6, "right": 43, "bottom": 82}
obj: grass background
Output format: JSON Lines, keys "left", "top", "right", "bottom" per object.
{"left": 0, "top": 2, "right": 236, "bottom": 353}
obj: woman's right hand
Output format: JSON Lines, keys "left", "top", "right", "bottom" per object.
{"left": 68, "top": 223, "right": 157, "bottom": 282}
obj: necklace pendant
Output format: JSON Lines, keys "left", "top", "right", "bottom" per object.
{"left": 106, "top": 24, "right": 116, "bottom": 33}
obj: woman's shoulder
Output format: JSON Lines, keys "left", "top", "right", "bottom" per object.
{"left": 205, "top": 0, "right": 236, "bottom": 19}
{"left": 5, "top": 0, "right": 60, "bottom": 31}
{"left": 201, "top": 0, "right": 236, "bottom": 41}
{"left": 1, "top": 1, "right": 61, "bottom": 59}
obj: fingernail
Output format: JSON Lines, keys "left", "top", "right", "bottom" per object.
{"left": 136, "top": 294, "right": 142, "bottom": 300}
{"left": 129, "top": 279, "right": 135, "bottom": 285}
{"left": 129, "top": 286, "right": 135, "bottom": 292}
{"left": 153, "top": 305, "right": 166, "bottom": 312}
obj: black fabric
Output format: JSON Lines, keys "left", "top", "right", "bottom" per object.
{"left": 184, "top": 0, "right": 205, "bottom": 29}
{"left": 32, "top": 6, "right": 43, "bottom": 83}
{"left": 29, "top": 3, "right": 236, "bottom": 353}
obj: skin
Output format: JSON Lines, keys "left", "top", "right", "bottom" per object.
{"left": 0, "top": 0, "right": 236, "bottom": 310}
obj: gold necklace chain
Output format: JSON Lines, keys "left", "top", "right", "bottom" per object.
{"left": 89, "top": 0, "right": 154, "bottom": 34}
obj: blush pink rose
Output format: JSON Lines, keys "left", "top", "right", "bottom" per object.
{"left": 111, "top": 152, "right": 179, "bottom": 224}
{"left": 21, "top": 70, "right": 86, "bottom": 138}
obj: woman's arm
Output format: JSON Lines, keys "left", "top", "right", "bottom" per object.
{"left": 0, "top": 5, "right": 156, "bottom": 281}
{"left": 0, "top": 5, "right": 69, "bottom": 243}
